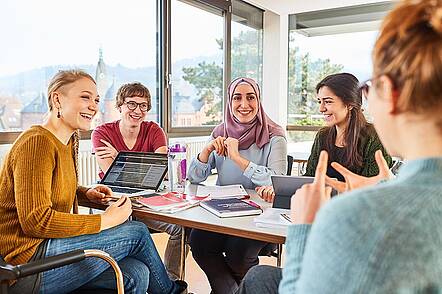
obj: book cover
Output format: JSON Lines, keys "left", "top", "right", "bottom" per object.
{"left": 200, "top": 198, "right": 262, "bottom": 218}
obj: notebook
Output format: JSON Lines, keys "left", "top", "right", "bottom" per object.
{"left": 136, "top": 192, "right": 204, "bottom": 213}
{"left": 200, "top": 198, "right": 262, "bottom": 218}
{"left": 136, "top": 193, "right": 187, "bottom": 211}
{"left": 100, "top": 151, "right": 168, "bottom": 197}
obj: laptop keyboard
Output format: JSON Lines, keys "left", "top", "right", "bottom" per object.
{"left": 110, "top": 186, "right": 144, "bottom": 194}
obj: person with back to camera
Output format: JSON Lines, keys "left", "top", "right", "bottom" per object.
{"left": 187, "top": 77, "right": 287, "bottom": 294}
{"left": 238, "top": 1, "right": 442, "bottom": 293}
{"left": 0, "top": 70, "right": 187, "bottom": 293}
{"left": 256, "top": 72, "right": 392, "bottom": 203}
{"left": 91, "top": 82, "right": 187, "bottom": 281}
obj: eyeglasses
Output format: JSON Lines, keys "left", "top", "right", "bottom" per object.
{"left": 358, "top": 77, "right": 378, "bottom": 100}
{"left": 124, "top": 101, "right": 149, "bottom": 112}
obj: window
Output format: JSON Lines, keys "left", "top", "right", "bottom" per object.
{"left": 0, "top": 0, "right": 158, "bottom": 133}
{"left": 287, "top": 2, "right": 394, "bottom": 154}
{"left": 231, "top": 0, "right": 263, "bottom": 84}
{"left": 170, "top": 0, "right": 224, "bottom": 128}
{"left": 0, "top": 0, "right": 264, "bottom": 143}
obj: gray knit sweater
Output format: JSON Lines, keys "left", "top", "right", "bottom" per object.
{"left": 279, "top": 157, "right": 442, "bottom": 293}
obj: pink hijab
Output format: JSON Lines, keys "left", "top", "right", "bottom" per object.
{"left": 212, "top": 77, "right": 285, "bottom": 150}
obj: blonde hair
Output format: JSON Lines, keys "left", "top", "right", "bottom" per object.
{"left": 373, "top": 0, "right": 442, "bottom": 114}
{"left": 46, "top": 69, "right": 96, "bottom": 196}
{"left": 47, "top": 69, "right": 96, "bottom": 111}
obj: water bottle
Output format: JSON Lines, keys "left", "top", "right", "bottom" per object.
{"left": 168, "top": 143, "right": 187, "bottom": 193}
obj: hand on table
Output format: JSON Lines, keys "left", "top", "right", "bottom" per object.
{"left": 86, "top": 184, "right": 113, "bottom": 204}
{"left": 255, "top": 186, "right": 275, "bottom": 203}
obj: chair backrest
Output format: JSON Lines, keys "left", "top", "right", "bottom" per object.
{"left": 286, "top": 155, "right": 294, "bottom": 176}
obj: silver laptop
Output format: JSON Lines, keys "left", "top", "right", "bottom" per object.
{"left": 100, "top": 151, "right": 168, "bottom": 197}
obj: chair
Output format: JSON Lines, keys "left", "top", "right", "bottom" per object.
{"left": 286, "top": 155, "right": 294, "bottom": 176}
{"left": 258, "top": 155, "right": 294, "bottom": 267}
{"left": 0, "top": 250, "right": 124, "bottom": 294}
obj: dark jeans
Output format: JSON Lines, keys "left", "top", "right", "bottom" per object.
{"left": 189, "top": 229, "right": 267, "bottom": 294}
{"left": 236, "top": 265, "right": 282, "bottom": 294}
{"left": 40, "top": 221, "right": 181, "bottom": 294}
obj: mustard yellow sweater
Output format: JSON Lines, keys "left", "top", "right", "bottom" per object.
{"left": 0, "top": 126, "right": 101, "bottom": 265}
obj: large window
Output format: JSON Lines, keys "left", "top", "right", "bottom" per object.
{"left": 0, "top": 0, "right": 264, "bottom": 143}
{"left": 0, "top": 0, "right": 158, "bottom": 132}
{"left": 287, "top": 2, "right": 394, "bottom": 154}
{"left": 231, "top": 0, "right": 263, "bottom": 84}
{"left": 171, "top": 0, "right": 224, "bottom": 128}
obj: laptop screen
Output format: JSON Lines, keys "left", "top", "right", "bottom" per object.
{"left": 101, "top": 151, "right": 168, "bottom": 190}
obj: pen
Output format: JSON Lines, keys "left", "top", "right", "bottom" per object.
{"left": 118, "top": 197, "right": 128, "bottom": 207}
{"left": 244, "top": 200, "right": 261, "bottom": 209}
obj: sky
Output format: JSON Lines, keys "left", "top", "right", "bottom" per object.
{"left": 291, "top": 30, "right": 379, "bottom": 81}
{"left": 0, "top": 0, "right": 377, "bottom": 81}
{"left": 0, "top": 0, "right": 224, "bottom": 77}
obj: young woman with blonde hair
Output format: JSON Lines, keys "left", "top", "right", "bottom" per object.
{"left": 0, "top": 70, "right": 186, "bottom": 293}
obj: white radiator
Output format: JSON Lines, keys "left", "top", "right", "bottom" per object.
{"left": 78, "top": 151, "right": 99, "bottom": 186}
{"left": 184, "top": 140, "right": 206, "bottom": 163}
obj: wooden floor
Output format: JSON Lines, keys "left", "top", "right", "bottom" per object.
{"left": 152, "top": 232, "right": 281, "bottom": 294}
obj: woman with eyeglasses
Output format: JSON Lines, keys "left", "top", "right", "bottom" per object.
{"left": 239, "top": 0, "right": 442, "bottom": 293}
{"left": 91, "top": 82, "right": 185, "bottom": 281}
{"left": 256, "top": 72, "right": 392, "bottom": 203}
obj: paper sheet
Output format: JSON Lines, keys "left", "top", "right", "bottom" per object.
{"left": 196, "top": 184, "right": 248, "bottom": 198}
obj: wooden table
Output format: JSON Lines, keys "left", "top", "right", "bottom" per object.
{"left": 79, "top": 185, "right": 288, "bottom": 279}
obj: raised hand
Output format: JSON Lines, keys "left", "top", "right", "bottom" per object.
{"left": 95, "top": 139, "right": 118, "bottom": 160}
{"left": 325, "top": 150, "right": 392, "bottom": 193}
{"left": 255, "top": 186, "right": 275, "bottom": 203}
{"left": 86, "top": 184, "right": 113, "bottom": 204}
{"left": 291, "top": 151, "right": 332, "bottom": 224}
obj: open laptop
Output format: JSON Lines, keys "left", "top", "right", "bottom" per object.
{"left": 100, "top": 151, "right": 168, "bottom": 197}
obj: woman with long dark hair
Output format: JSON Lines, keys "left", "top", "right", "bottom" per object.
{"left": 304, "top": 72, "right": 391, "bottom": 182}
{"left": 256, "top": 73, "right": 391, "bottom": 202}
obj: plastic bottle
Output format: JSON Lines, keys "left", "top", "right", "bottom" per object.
{"left": 168, "top": 143, "right": 187, "bottom": 193}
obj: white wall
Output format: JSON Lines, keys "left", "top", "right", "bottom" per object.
{"left": 247, "top": 0, "right": 393, "bottom": 14}
{"left": 261, "top": 10, "right": 288, "bottom": 128}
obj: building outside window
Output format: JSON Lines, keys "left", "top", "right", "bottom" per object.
{"left": 0, "top": 0, "right": 158, "bottom": 132}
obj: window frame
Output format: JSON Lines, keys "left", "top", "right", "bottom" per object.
{"left": 286, "top": 1, "right": 394, "bottom": 134}
{"left": 0, "top": 0, "right": 264, "bottom": 143}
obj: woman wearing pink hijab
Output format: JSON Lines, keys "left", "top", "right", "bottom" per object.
{"left": 188, "top": 77, "right": 287, "bottom": 294}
